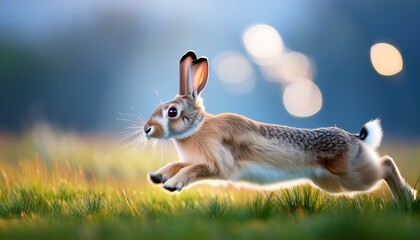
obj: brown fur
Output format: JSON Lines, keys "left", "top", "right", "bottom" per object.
{"left": 318, "top": 156, "right": 347, "bottom": 175}
{"left": 221, "top": 137, "right": 256, "bottom": 162}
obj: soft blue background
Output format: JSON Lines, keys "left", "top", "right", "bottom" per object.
{"left": 1, "top": 0, "right": 419, "bottom": 137}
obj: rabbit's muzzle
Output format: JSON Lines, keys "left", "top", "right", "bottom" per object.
{"left": 143, "top": 121, "right": 164, "bottom": 139}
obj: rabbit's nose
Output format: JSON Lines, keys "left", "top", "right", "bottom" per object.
{"left": 145, "top": 127, "right": 152, "bottom": 134}
{"left": 144, "top": 123, "right": 152, "bottom": 134}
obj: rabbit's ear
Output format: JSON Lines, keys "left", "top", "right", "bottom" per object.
{"left": 188, "top": 58, "right": 208, "bottom": 99}
{"left": 179, "top": 51, "right": 197, "bottom": 95}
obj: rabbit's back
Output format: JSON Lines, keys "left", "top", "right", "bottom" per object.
{"left": 260, "top": 124, "right": 360, "bottom": 155}
{"left": 197, "top": 114, "right": 361, "bottom": 171}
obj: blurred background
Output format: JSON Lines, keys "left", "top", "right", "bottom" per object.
{"left": 1, "top": 0, "right": 420, "bottom": 138}
{"left": 0, "top": 0, "right": 419, "bottom": 190}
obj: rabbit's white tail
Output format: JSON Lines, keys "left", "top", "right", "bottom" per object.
{"left": 357, "top": 119, "right": 383, "bottom": 149}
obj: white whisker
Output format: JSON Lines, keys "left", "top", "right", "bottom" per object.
{"left": 118, "top": 107, "right": 175, "bottom": 163}
{"left": 117, "top": 109, "right": 150, "bottom": 160}
{"left": 128, "top": 107, "right": 146, "bottom": 122}
{"left": 155, "top": 89, "right": 163, "bottom": 104}
{"left": 116, "top": 118, "right": 143, "bottom": 124}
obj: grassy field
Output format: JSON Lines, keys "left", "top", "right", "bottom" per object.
{"left": 0, "top": 128, "right": 419, "bottom": 239}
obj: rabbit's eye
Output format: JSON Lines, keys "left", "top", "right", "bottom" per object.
{"left": 168, "top": 107, "right": 178, "bottom": 118}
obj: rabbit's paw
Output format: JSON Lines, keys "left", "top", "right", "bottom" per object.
{"left": 148, "top": 172, "right": 169, "bottom": 184}
{"left": 163, "top": 179, "right": 185, "bottom": 192}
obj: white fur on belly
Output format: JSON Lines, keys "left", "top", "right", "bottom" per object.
{"left": 232, "top": 163, "right": 326, "bottom": 184}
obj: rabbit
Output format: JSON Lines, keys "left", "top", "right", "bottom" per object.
{"left": 143, "top": 50, "right": 417, "bottom": 202}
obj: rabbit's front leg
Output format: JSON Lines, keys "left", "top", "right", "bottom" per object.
{"left": 163, "top": 163, "right": 216, "bottom": 192}
{"left": 149, "top": 162, "right": 190, "bottom": 184}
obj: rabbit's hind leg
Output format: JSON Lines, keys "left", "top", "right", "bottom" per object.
{"left": 381, "top": 155, "right": 417, "bottom": 202}
{"left": 309, "top": 172, "right": 345, "bottom": 193}
{"left": 310, "top": 146, "right": 381, "bottom": 194}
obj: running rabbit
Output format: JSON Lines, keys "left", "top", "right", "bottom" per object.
{"left": 143, "top": 50, "right": 416, "bottom": 202}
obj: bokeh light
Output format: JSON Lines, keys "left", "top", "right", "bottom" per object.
{"left": 283, "top": 79, "right": 322, "bottom": 117}
{"left": 213, "top": 51, "right": 255, "bottom": 95}
{"left": 243, "top": 24, "right": 284, "bottom": 65}
{"left": 243, "top": 23, "right": 322, "bottom": 118}
{"left": 261, "top": 51, "right": 314, "bottom": 83}
{"left": 370, "top": 42, "right": 403, "bottom": 76}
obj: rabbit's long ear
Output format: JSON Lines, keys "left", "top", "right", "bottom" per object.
{"left": 179, "top": 51, "right": 197, "bottom": 95}
{"left": 188, "top": 58, "right": 208, "bottom": 99}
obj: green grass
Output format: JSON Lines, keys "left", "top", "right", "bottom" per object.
{"left": 0, "top": 132, "right": 419, "bottom": 239}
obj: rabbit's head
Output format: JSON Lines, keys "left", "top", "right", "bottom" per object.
{"left": 143, "top": 51, "right": 208, "bottom": 140}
